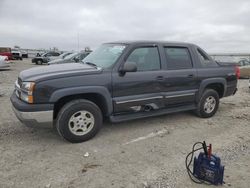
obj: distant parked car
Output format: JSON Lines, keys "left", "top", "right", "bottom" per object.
{"left": 32, "top": 51, "right": 61, "bottom": 64}
{"left": 48, "top": 52, "right": 73, "bottom": 61}
{"left": 0, "top": 47, "right": 13, "bottom": 60}
{"left": 238, "top": 59, "right": 250, "bottom": 67}
{"left": 11, "top": 49, "right": 22, "bottom": 60}
{"left": 236, "top": 59, "right": 250, "bottom": 78}
{"left": 21, "top": 50, "right": 28, "bottom": 58}
{"left": 0, "top": 55, "right": 10, "bottom": 70}
{"left": 48, "top": 52, "right": 90, "bottom": 65}
{"left": 239, "top": 65, "right": 250, "bottom": 78}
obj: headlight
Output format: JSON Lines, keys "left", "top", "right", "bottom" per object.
{"left": 20, "top": 82, "right": 35, "bottom": 103}
{"left": 21, "top": 82, "right": 35, "bottom": 94}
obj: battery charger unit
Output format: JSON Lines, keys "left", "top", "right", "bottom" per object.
{"left": 185, "top": 141, "right": 224, "bottom": 185}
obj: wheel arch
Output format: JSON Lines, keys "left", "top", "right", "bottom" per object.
{"left": 50, "top": 86, "right": 113, "bottom": 119}
{"left": 196, "top": 78, "right": 226, "bottom": 102}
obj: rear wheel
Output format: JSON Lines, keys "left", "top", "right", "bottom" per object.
{"left": 195, "top": 89, "right": 219, "bottom": 118}
{"left": 56, "top": 99, "right": 102, "bottom": 143}
{"left": 37, "top": 60, "right": 42, "bottom": 65}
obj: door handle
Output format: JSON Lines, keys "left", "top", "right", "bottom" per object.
{"left": 156, "top": 76, "right": 164, "bottom": 81}
{"left": 187, "top": 74, "right": 194, "bottom": 78}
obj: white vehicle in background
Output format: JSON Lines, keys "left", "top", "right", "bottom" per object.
{"left": 0, "top": 55, "right": 10, "bottom": 70}
{"left": 11, "top": 49, "right": 22, "bottom": 60}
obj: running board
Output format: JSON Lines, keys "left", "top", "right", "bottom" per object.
{"left": 110, "top": 104, "right": 196, "bottom": 123}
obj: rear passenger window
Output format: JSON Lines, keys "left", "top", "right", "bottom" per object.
{"left": 164, "top": 47, "right": 192, "bottom": 69}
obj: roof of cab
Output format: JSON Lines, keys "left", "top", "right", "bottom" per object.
{"left": 105, "top": 40, "right": 195, "bottom": 46}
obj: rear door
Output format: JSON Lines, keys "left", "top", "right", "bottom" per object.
{"left": 161, "top": 46, "right": 198, "bottom": 106}
{"left": 112, "top": 44, "right": 166, "bottom": 114}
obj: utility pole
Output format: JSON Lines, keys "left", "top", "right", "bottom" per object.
{"left": 77, "top": 32, "right": 79, "bottom": 52}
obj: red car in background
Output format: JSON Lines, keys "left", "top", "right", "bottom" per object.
{"left": 0, "top": 47, "right": 13, "bottom": 60}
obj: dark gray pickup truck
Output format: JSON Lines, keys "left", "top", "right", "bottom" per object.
{"left": 11, "top": 41, "right": 238, "bottom": 143}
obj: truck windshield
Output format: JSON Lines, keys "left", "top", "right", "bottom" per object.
{"left": 82, "top": 44, "right": 126, "bottom": 68}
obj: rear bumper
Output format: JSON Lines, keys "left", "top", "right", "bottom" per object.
{"left": 224, "top": 84, "right": 237, "bottom": 97}
{"left": 10, "top": 92, "right": 54, "bottom": 125}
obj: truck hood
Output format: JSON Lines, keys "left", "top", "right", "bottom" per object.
{"left": 19, "top": 63, "right": 102, "bottom": 82}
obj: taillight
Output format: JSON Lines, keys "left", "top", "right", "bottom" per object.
{"left": 235, "top": 66, "right": 240, "bottom": 79}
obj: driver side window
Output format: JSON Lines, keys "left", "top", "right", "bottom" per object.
{"left": 126, "top": 47, "right": 161, "bottom": 71}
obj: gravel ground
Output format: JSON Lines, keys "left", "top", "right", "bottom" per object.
{"left": 0, "top": 59, "right": 250, "bottom": 188}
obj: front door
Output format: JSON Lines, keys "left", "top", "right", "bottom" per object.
{"left": 112, "top": 45, "right": 165, "bottom": 114}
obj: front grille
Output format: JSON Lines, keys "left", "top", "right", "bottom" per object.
{"left": 18, "top": 77, "right": 22, "bottom": 87}
{"left": 15, "top": 79, "right": 22, "bottom": 99}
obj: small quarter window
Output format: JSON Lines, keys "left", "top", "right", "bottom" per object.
{"left": 197, "top": 49, "right": 209, "bottom": 61}
{"left": 197, "top": 48, "right": 218, "bottom": 67}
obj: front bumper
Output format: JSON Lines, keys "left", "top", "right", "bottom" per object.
{"left": 10, "top": 92, "right": 54, "bottom": 125}
{"left": 0, "top": 64, "right": 10, "bottom": 69}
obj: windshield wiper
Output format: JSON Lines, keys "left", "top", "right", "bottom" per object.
{"left": 84, "top": 61, "right": 98, "bottom": 68}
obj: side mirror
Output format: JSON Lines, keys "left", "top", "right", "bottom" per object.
{"left": 120, "top": 61, "right": 137, "bottom": 75}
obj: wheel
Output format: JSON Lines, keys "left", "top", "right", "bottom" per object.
{"left": 56, "top": 99, "right": 103, "bottom": 143}
{"left": 20, "top": 57, "right": 23, "bottom": 60}
{"left": 195, "top": 89, "right": 219, "bottom": 118}
{"left": 37, "top": 60, "right": 42, "bottom": 65}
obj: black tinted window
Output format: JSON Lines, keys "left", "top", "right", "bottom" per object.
{"left": 164, "top": 47, "right": 192, "bottom": 69}
{"left": 127, "top": 47, "right": 161, "bottom": 71}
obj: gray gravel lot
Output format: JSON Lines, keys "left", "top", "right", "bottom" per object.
{"left": 0, "top": 59, "right": 250, "bottom": 188}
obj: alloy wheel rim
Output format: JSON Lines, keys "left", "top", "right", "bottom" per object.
{"left": 68, "top": 110, "right": 95, "bottom": 136}
{"left": 204, "top": 96, "right": 216, "bottom": 113}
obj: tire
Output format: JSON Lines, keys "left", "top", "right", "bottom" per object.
{"left": 37, "top": 60, "right": 42, "bottom": 65}
{"left": 195, "top": 89, "right": 219, "bottom": 118}
{"left": 56, "top": 99, "right": 103, "bottom": 143}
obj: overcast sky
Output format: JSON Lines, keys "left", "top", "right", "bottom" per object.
{"left": 0, "top": 0, "right": 250, "bottom": 52}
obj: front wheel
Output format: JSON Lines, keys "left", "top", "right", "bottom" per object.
{"left": 195, "top": 89, "right": 219, "bottom": 118}
{"left": 56, "top": 99, "right": 103, "bottom": 143}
